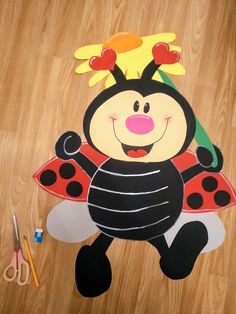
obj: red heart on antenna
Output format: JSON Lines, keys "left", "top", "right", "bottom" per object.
{"left": 152, "top": 43, "right": 180, "bottom": 65}
{"left": 89, "top": 48, "right": 117, "bottom": 71}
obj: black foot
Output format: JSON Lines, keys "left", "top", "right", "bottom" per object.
{"left": 75, "top": 245, "right": 112, "bottom": 297}
{"left": 160, "top": 221, "right": 208, "bottom": 279}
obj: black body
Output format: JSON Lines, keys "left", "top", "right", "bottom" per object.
{"left": 88, "top": 159, "right": 183, "bottom": 240}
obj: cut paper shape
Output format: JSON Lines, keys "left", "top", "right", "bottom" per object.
{"left": 47, "top": 201, "right": 98, "bottom": 243}
{"left": 102, "top": 32, "right": 143, "bottom": 53}
{"left": 45, "top": 199, "right": 225, "bottom": 254}
{"left": 34, "top": 147, "right": 236, "bottom": 213}
{"left": 172, "top": 151, "right": 236, "bottom": 212}
{"left": 184, "top": 173, "right": 235, "bottom": 212}
{"left": 75, "top": 233, "right": 112, "bottom": 297}
{"left": 152, "top": 42, "right": 180, "bottom": 65}
{"left": 152, "top": 221, "right": 208, "bottom": 279}
{"left": 74, "top": 32, "right": 185, "bottom": 87}
{"left": 164, "top": 212, "right": 225, "bottom": 253}
{"left": 33, "top": 143, "right": 107, "bottom": 201}
{"left": 89, "top": 48, "right": 117, "bottom": 71}
{"left": 34, "top": 35, "right": 236, "bottom": 297}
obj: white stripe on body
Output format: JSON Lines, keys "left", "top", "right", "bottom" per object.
{"left": 94, "top": 215, "right": 170, "bottom": 231}
{"left": 90, "top": 185, "right": 168, "bottom": 195}
{"left": 88, "top": 201, "right": 169, "bottom": 213}
{"left": 99, "top": 168, "right": 160, "bottom": 177}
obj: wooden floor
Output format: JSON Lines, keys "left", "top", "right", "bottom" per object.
{"left": 0, "top": 0, "right": 236, "bottom": 313}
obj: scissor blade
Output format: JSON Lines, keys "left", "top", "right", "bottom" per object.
{"left": 13, "top": 214, "right": 21, "bottom": 251}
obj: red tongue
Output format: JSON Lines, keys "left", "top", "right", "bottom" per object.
{"left": 127, "top": 149, "right": 148, "bottom": 158}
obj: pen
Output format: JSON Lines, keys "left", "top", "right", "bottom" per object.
{"left": 23, "top": 235, "right": 40, "bottom": 287}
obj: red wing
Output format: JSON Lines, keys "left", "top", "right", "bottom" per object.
{"left": 34, "top": 145, "right": 236, "bottom": 211}
{"left": 33, "top": 143, "right": 108, "bottom": 201}
{"left": 172, "top": 150, "right": 236, "bottom": 213}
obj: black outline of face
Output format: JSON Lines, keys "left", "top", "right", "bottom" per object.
{"left": 83, "top": 79, "right": 196, "bottom": 161}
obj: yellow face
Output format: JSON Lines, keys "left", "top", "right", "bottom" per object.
{"left": 89, "top": 90, "right": 188, "bottom": 162}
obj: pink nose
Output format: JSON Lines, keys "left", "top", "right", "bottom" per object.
{"left": 126, "top": 115, "right": 154, "bottom": 134}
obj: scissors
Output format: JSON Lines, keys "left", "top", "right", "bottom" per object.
{"left": 3, "top": 214, "right": 30, "bottom": 285}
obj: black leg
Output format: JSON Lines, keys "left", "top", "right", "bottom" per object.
{"left": 149, "top": 221, "right": 208, "bottom": 279}
{"left": 90, "top": 232, "right": 114, "bottom": 253}
{"left": 149, "top": 234, "right": 169, "bottom": 256}
{"left": 75, "top": 233, "right": 113, "bottom": 297}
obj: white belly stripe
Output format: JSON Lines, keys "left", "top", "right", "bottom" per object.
{"left": 94, "top": 215, "right": 171, "bottom": 231}
{"left": 99, "top": 168, "right": 161, "bottom": 177}
{"left": 88, "top": 201, "right": 169, "bottom": 213}
{"left": 90, "top": 185, "right": 168, "bottom": 195}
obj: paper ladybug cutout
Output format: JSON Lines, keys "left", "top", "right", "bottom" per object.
{"left": 34, "top": 41, "right": 235, "bottom": 298}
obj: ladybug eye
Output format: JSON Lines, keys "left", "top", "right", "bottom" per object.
{"left": 133, "top": 101, "right": 139, "bottom": 112}
{"left": 144, "top": 102, "right": 150, "bottom": 113}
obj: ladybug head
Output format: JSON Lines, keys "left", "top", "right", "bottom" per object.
{"left": 83, "top": 43, "right": 196, "bottom": 162}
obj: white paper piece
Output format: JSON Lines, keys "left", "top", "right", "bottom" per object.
{"left": 164, "top": 212, "right": 225, "bottom": 253}
{"left": 46, "top": 200, "right": 98, "bottom": 243}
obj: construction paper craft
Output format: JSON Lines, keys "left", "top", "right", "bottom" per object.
{"left": 89, "top": 48, "right": 117, "bottom": 70}
{"left": 34, "top": 33, "right": 236, "bottom": 297}
{"left": 164, "top": 212, "right": 225, "bottom": 253}
{"left": 34, "top": 148, "right": 236, "bottom": 213}
{"left": 152, "top": 43, "right": 180, "bottom": 64}
{"left": 34, "top": 144, "right": 107, "bottom": 201}
{"left": 45, "top": 201, "right": 225, "bottom": 252}
{"left": 47, "top": 201, "right": 98, "bottom": 243}
{"left": 74, "top": 32, "right": 185, "bottom": 88}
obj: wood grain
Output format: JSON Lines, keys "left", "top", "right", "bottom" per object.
{"left": 0, "top": 0, "right": 235, "bottom": 313}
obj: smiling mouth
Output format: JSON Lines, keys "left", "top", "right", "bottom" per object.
{"left": 121, "top": 143, "right": 154, "bottom": 158}
{"left": 112, "top": 118, "right": 170, "bottom": 158}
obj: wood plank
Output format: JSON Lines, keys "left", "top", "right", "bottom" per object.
{"left": 0, "top": 0, "right": 235, "bottom": 313}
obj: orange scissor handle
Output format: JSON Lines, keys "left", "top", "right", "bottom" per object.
{"left": 3, "top": 251, "right": 18, "bottom": 282}
{"left": 16, "top": 249, "right": 30, "bottom": 286}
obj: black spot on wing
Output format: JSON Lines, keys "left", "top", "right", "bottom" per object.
{"left": 214, "top": 190, "right": 231, "bottom": 207}
{"left": 202, "top": 176, "right": 218, "bottom": 192}
{"left": 66, "top": 181, "right": 83, "bottom": 197}
{"left": 187, "top": 193, "right": 203, "bottom": 209}
{"left": 40, "top": 170, "right": 57, "bottom": 186}
{"left": 59, "top": 163, "right": 76, "bottom": 179}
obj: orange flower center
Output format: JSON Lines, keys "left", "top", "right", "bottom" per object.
{"left": 103, "top": 32, "right": 143, "bottom": 53}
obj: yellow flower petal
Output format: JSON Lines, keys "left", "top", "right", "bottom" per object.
{"left": 117, "top": 49, "right": 152, "bottom": 75}
{"left": 74, "top": 33, "right": 185, "bottom": 88}
{"left": 141, "top": 33, "right": 176, "bottom": 45}
{"left": 75, "top": 60, "right": 92, "bottom": 74}
{"left": 105, "top": 74, "right": 116, "bottom": 88}
{"left": 160, "top": 63, "right": 186, "bottom": 75}
{"left": 169, "top": 45, "right": 181, "bottom": 52}
{"left": 89, "top": 71, "right": 110, "bottom": 86}
{"left": 126, "top": 67, "right": 140, "bottom": 79}
{"left": 152, "top": 71, "right": 163, "bottom": 82}
{"left": 74, "top": 44, "right": 103, "bottom": 59}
